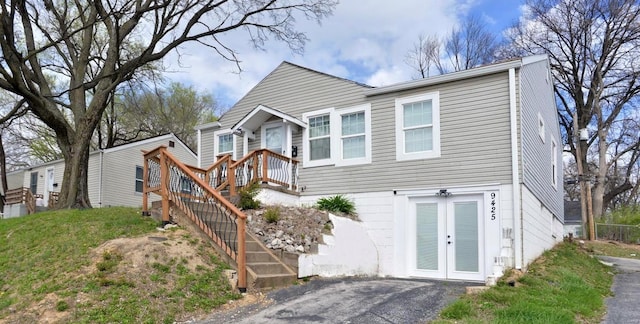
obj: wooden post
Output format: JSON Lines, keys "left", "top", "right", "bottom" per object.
{"left": 262, "top": 150, "right": 269, "bottom": 183}
{"left": 229, "top": 164, "right": 237, "bottom": 197}
{"left": 142, "top": 155, "right": 149, "bottom": 215}
{"left": 237, "top": 216, "right": 247, "bottom": 292}
{"left": 159, "top": 147, "right": 170, "bottom": 225}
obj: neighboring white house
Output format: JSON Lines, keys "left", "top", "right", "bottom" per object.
{"left": 194, "top": 55, "right": 563, "bottom": 284}
{"left": 2, "top": 133, "right": 196, "bottom": 218}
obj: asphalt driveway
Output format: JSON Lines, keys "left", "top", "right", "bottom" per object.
{"left": 200, "top": 277, "right": 476, "bottom": 324}
{"left": 599, "top": 256, "right": 640, "bottom": 324}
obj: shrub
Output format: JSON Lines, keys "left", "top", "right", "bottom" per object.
{"left": 316, "top": 195, "right": 356, "bottom": 215}
{"left": 264, "top": 207, "right": 280, "bottom": 223}
{"left": 237, "top": 182, "right": 261, "bottom": 210}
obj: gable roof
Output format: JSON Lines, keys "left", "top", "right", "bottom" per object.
{"left": 231, "top": 104, "right": 307, "bottom": 132}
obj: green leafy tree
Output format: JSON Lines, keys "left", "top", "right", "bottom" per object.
{"left": 0, "top": 0, "right": 337, "bottom": 208}
{"left": 98, "top": 82, "right": 217, "bottom": 150}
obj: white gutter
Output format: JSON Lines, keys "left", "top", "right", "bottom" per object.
{"left": 197, "top": 129, "right": 202, "bottom": 168}
{"left": 365, "top": 59, "right": 522, "bottom": 96}
{"left": 508, "top": 68, "right": 523, "bottom": 269}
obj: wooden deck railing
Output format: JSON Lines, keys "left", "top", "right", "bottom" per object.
{"left": 142, "top": 146, "right": 247, "bottom": 291}
{"left": 228, "top": 149, "right": 299, "bottom": 196}
{"left": 5, "top": 187, "right": 37, "bottom": 214}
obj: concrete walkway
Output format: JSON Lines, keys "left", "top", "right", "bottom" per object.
{"left": 201, "top": 278, "right": 476, "bottom": 324}
{"left": 598, "top": 256, "right": 640, "bottom": 324}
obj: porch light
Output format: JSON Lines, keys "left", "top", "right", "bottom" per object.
{"left": 232, "top": 129, "right": 244, "bottom": 136}
{"left": 436, "top": 189, "right": 451, "bottom": 197}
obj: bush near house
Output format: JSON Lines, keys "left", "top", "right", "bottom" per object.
{"left": 316, "top": 194, "right": 356, "bottom": 215}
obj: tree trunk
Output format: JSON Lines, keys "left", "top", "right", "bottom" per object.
{"left": 56, "top": 136, "right": 92, "bottom": 209}
{"left": 0, "top": 133, "right": 7, "bottom": 213}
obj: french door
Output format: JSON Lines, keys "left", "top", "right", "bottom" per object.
{"left": 410, "top": 195, "right": 484, "bottom": 281}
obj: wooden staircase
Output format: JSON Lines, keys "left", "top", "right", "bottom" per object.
{"left": 154, "top": 200, "right": 297, "bottom": 289}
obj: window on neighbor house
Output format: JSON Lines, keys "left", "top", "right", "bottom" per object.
{"left": 135, "top": 166, "right": 144, "bottom": 193}
{"left": 395, "top": 92, "right": 440, "bottom": 161}
{"left": 551, "top": 137, "right": 558, "bottom": 188}
{"left": 30, "top": 172, "right": 38, "bottom": 195}
{"left": 303, "top": 104, "right": 372, "bottom": 167}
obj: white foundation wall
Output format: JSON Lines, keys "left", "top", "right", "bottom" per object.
{"left": 298, "top": 213, "right": 379, "bottom": 277}
{"left": 521, "top": 185, "right": 563, "bottom": 268}
{"left": 299, "top": 191, "right": 395, "bottom": 276}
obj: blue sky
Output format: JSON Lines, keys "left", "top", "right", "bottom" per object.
{"left": 165, "top": 0, "right": 524, "bottom": 110}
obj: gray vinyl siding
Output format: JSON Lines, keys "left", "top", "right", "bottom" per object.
{"left": 200, "top": 128, "right": 216, "bottom": 167}
{"left": 520, "top": 60, "right": 564, "bottom": 221}
{"left": 199, "top": 63, "right": 519, "bottom": 195}
{"left": 300, "top": 72, "right": 515, "bottom": 194}
{"left": 100, "top": 135, "right": 197, "bottom": 207}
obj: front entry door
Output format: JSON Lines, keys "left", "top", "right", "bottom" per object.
{"left": 411, "top": 195, "right": 484, "bottom": 281}
{"left": 264, "top": 124, "right": 285, "bottom": 155}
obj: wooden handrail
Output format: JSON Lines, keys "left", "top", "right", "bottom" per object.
{"left": 142, "top": 146, "right": 247, "bottom": 291}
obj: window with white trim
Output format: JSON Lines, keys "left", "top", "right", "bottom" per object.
{"left": 538, "top": 113, "right": 546, "bottom": 143}
{"left": 551, "top": 137, "right": 558, "bottom": 188}
{"left": 214, "top": 129, "right": 235, "bottom": 160}
{"left": 309, "top": 114, "right": 331, "bottom": 161}
{"left": 395, "top": 92, "right": 440, "bottom": 161}
{"left": 303, "top": 104, "right": 372, "bottom": 167}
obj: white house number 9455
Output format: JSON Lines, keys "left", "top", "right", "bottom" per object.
{"left": 490, "top": 192, "right": 497, "bottom": 220}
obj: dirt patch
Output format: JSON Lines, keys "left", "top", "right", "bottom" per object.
{"left": 2, "top": 228, "right": 236, "bottom": 324}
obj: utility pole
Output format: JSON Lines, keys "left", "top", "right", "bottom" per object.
{"left": 573, "top": 113, "right": 595, "bottom": 240}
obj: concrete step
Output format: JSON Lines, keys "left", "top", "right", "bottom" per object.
{"left": 247, "top": 262, "right": 290, "bottom": 275}
{"left": 252, "top": 273, "right": 297, "bottom": 289}
{"left": 246, "top": 251, "right": 274, "bottom": 263}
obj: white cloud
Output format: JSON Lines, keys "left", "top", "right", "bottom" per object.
{"left": 163, "top": 0, "right": 476, "bottom": 106}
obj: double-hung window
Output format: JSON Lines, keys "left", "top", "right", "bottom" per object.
{"left": 309, "top": 114, "right": 331, "bottom": 161}
{"left": 214, "top": 129, "right": 235, "bottom": 160}
{"left": 303, "top": 104, "right": 371, "bottom": 167}
{"left": 395, "top": 92, "right": 440, "bottom": 160}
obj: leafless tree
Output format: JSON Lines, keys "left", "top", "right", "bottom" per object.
{"left": 506, "top": 0, "right": 640, "bottom": 217}
{"left": 405, "top": 14, "right": 498, "bottom": 78}
{"left": 0, "top": 0, "right": 337, "bottom": 208}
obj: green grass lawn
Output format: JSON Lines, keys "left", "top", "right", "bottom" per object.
{"left": 432, "top": 242, "right": 614, "bottom": 324}
{"left": 0, "top": 207, "right": 240, "bottom": 323}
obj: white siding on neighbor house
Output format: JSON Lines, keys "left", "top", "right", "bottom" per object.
{"left": 300, "top": 71, "right": 516, "bottom": 195}
{"left": 4, "top": 171, "right": 24, "bottom": 192}
{"left": 21, "top": 160, "right": 65, "bottom": 198}
{"left": 100, "top": 135, "right": 196, "bottom": 207}
{"left": 87, "top": 153, "right": 102, "bottom": 206}
{"left": 520, "top": 59, "right": 564, "bottom": 222}
{"left": 521, "top": 185, "right": 563, "bottom": 267}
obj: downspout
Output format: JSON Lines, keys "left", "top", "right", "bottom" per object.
{"left": 197, "top": 129, "right": 202, "bottom": 168}
{"left": 509, "top": 68, "right": 523, "bottom": 269}
{"left": 98, "top": 151, "right": 103, "bottom": 207}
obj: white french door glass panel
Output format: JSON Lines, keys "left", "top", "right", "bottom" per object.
{"left": 410, "top": 194, "right": 484, "bottom": 281}
{"left": 265, "top": 125, "right": 284, "bottom": 154}
{"left": 416, "top": 203, "right": 439, "bottom": 270}
{"left": 453, "top": 201, "right": 479, "bottom": 272}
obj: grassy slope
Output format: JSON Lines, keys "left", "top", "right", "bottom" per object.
{"left": 0, "top": 207, "right": 240, "bottom": 323}
{"left": 433, "top": 242, "right": 614, "bottom": 324}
